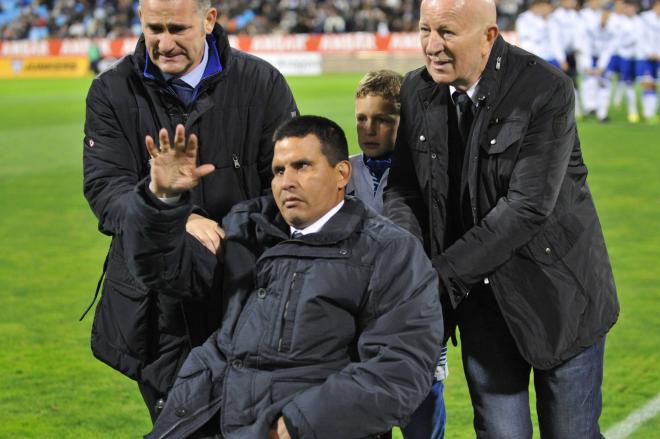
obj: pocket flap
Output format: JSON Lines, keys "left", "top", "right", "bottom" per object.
{"left": 482, "top": 118, "right": 527, "bottom": 154}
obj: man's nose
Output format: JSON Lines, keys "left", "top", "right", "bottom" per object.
{"left": 158, "top": 32, "right": 176, "bottom": 53}
{"left": 280, "top": 167, "right": 297, "bottom": 188}
{"left": 426, "top": 31, "right": 445, "bottom": 55}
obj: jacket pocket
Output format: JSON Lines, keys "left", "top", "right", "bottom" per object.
{"left": 524, "top": 214, "right": 584, "bottom": 265}
{"left": 91, "top": 275, "right": 152, "bottom": 379}
{"left": 274, "top": 272, "right": 305, "bottom": 352}
{"left": 481, "top": 118, "right": 527, "bottom": 154}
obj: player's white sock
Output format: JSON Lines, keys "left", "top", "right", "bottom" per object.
{"left": 582, "top": 76, "right": 599, "bottom": 113}
{"left": 614, "top": 81, "right": 625, "bottom": 107}
{"left": 641, "top": 89, "right": 658, "bottom": 120}
{"left": 625, "top": 84, "right": 638, "bottom": 116}
{"left": 597, "top": 78, "right": 611, "bottom": 120}
{"left": 574, "top": 88, "right": 583, "bottom": 117}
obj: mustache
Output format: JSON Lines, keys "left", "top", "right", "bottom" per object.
{"left": 153, "top": 48, "right": 187, "bottom": 57}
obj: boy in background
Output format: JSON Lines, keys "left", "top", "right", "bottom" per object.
{"left": 347, "top": 69, "right": 448, "bottom": 439}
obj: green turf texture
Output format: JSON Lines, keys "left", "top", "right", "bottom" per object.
{"left": 0, "top": 74, "right": 658, "bottom": 438}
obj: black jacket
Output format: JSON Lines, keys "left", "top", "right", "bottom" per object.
{"left": 82, "top": 24, "right": 297, "bottom": 393}
{"left": 384, "top": 36, "right": 619, "bottom": 369}
{"left": 123, "top": 184, "right": 444, "bottom": 439}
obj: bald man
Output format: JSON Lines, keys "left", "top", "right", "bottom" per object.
{"left": 384, "top": 0, "right": 619, "bottom": 437}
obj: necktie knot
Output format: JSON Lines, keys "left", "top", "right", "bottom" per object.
{"left": 169, "top": 78, "right": 194, "bottom": 106}
{"left": 291, "top": 231, "right": 304, "bottom": 239}
{"left": 452, "top": 91, "right": 472, "bottom": 114}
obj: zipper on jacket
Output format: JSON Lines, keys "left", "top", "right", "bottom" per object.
{"left": 277, "top": 272, "right": 297, "bottom": 352}
{"left": 231, "top": 153, "right": 249, "bottom": 200}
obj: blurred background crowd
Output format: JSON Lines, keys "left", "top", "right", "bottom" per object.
{"left": 0, "top": 0, "right": 655, "bottom": 40}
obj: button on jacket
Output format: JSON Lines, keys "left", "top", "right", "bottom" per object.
{"left": 384, "top": 35, "right": 619, "bottom": 369}
{"left": 123, "top": 187, "right": 444, "bottom": 439}
{"left": 82, "top": 24, "right": 298, "bottom": 394}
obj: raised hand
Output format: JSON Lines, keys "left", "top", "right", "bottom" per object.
{"left": 145, "top": 124, "right": 215, "bottom": 198}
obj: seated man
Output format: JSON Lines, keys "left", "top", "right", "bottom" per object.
{"left": 123, "top": 116, "right": 444, "bottom": 438}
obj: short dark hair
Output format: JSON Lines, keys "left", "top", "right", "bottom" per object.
{"left": 272, "top": 115, "right": 349, "bottom": 166}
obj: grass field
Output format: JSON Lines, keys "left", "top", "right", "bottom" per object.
{"left": 0, "top": 74, "right": 659, "bottom": 438}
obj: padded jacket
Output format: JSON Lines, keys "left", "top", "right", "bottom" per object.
{"left": 123, "top": 185, "right": 444, "bottom": 439}
{"left": 385, "top": 36, "right": 619, "bottom": 369}
{"left": 82, "top": 24, "right": 297, "bottom": 393}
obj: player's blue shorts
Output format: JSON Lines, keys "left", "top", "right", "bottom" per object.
{"left": 606, "top": 55, "right": 635, "bottom": 83}
{"left": 635, "top": 59, "right": 658, "bottom": 82}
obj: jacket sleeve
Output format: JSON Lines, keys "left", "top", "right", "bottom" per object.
{"left": 121, "top": 179, "right": 218, "bottom": 301}
{"left": 257, "top": 70, "right": 298, "bottom": 193}
{"left": 83, "top": 76, "right": 147, "bottom": 236}
{"left": 383, "top": 78, "right": 427, "bottom": 242}
{"left": 281, "top": 236, "right": 444, "bottom": 439}
{"left": 437, "top": 76, "right": 576, "bottom": 308}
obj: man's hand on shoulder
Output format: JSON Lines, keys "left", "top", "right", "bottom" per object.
{"left": 186, "top": 213, "right": 225, "bottom": 255}
{"left": 146, "top": 124, "right": 215, "bottom": 198}
{"left": 269, "top": 416, "right": 291, "bottom": 439}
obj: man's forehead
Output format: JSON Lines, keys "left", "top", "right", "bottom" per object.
{"left": 140, "top": 0, "right": 198, "bottom": 17}
{"left": 273, "top": 135, "right": 324, "bottom": 162}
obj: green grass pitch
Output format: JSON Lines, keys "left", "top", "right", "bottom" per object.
{"left": 0, "top": 74, "right": 658, "bottom": 438}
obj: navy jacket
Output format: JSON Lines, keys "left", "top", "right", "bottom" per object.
{"left": 123, "top": 184, "right": 444, "bottom": 439}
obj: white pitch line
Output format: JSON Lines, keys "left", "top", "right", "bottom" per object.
{"left": 604, "top": 392, "right": 660, "bottom": 439}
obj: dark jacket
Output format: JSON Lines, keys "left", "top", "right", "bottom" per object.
{"left": 82, "top": 24, "right": 297, "bottom": 393}
{"left": 122, "top": 184, "right": 444, "bottom": 439}
{"left": 384, "top": 35, "right": 618, "bottom": 369}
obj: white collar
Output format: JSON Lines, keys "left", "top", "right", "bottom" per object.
{"left": 163, "top": 39, "right": 208, "bottom": 88}
{"left": 290, "top": 200, "right": 345, "bottom": 236}
{"left": 449, "top": 79, "right": 480, "bottom": 106}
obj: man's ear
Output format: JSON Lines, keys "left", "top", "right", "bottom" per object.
{"left": 336, "top": 160, "right": 352, "bottom": 190}
{"left": 485, "top": 24, "right": 499, "bottom": 46}
{"left": 205, "top": 8, "right": 217, "bottom": 33}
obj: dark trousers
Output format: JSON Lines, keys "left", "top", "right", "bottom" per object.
{"left": 458, "top": 284, "right": 605, "bottom": 439}
{"left": 402, "top": 380, "right": 446, "bottom": 439}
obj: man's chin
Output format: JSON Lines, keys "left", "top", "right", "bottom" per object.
{"left": 156, "top": 62, "right": 191, "bottom": 77}
{"left": 426, "top": 65, "right": 454, "bottom": 85}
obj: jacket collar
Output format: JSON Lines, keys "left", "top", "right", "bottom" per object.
{"left": 472, "top": 35, "right": 508, "bottom": 108}
{"left": 134, "top": 23, "right": 231, "bottom": 86}
{"left": 249, "top": 196, "right": 366, "bottom": 247}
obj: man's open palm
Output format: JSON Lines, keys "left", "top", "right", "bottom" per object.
{"left": 146, "top": 124, "right": 215, "bottom": 198}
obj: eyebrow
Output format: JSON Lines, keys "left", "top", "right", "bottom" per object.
{"left": 145, "top": 22, "right": 191, "bottom": 32}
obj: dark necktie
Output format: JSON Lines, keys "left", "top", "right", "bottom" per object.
{"left": 452, "top": 91, "right": 474, "bottom": 144}
{"left": 291, "top": 231, "right": 304, "bottom": 239}
{"left": 170, "top": 78, "right": 194, "bottom": 106}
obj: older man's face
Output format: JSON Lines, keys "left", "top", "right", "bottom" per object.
{"left": 139, "top": 0, "right": 216, "bottom": 77}
{"left": 419, "top": 0, "right": 492, "bottom": 90}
